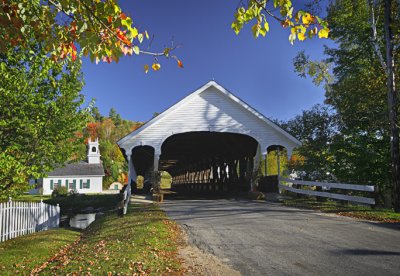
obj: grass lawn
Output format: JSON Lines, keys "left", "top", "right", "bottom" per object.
{"left": 40, "top": 204, "right": 183, "bottom": 274}
{"left": 0, "top": 228, "right": 80, "bottom": 275}
{"left": 0, "top": 204, "right": 183, "bottom": 275}
{"left": 283, "top": 196, "right": 400, "bottom": 223}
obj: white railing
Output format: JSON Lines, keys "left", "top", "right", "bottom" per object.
{"left": 0, "top": 199, "right": 60, "bottom": 242}
{"left": 279, "top": 177, "right": 376, "bottom": 205}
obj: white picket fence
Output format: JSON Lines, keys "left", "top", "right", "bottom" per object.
{"left": 279, "top": 177, "right": 376, "bottom": 205}
{"left": 0, "top": 199, "right": 60, "bottom": 242}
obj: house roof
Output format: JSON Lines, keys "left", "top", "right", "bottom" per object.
{"left": 48, "top": 161, "right": 104, "bottom": 177}
{"left": 117, "top": 81, "right": 301, "bottom": 147}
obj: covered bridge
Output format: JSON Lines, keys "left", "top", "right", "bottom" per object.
{"left": 117, "top": 81, "right": 300, "bottom": 198}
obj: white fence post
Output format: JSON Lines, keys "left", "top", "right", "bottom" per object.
{"left": 0, "top": 199, "right": 60, "bottom": 243}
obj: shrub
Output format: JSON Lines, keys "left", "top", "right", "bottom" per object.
{"left": 51, "top": 186, "right": 68, "bottom": 198}
{"left": 69, "top": 189, "right": 79, "bottom": 196}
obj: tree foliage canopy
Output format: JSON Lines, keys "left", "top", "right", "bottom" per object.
{"left": 74, "top": 108, "right": 142, "bottom": 189}
{"left": 290, "top": 0, "right": 399, "bottom": 206}
{"left": 0, "top": 42, "right": 88, "bottom": 198}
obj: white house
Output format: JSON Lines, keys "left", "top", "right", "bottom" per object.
{"left": 41, "top": 138, "right": 104, "bottom": 195}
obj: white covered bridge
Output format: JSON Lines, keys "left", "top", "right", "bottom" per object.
{"left": 117, "top": 81, "right": 300, "bottom": 202}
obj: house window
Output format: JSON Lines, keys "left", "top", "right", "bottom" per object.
{"left": 69, "top": 179, "right": 77, "bottom": 190}
{"left": 114, "top": 184, "right": 118, "bottom": 190}
{"left": 80, "top": 179, "right": 90, "bottom": 189}
{"left": 83, "top": 179, "right": 90, "bottom": 189}
{"left": 92, "top": 146, "right": 96, "bottom": 152}
{"left": 50, "top": 179, "right": 61, "bottom": 190}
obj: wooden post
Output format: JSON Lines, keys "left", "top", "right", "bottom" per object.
{"left": 264, "top": 153, "right": 267, "bottom": 176}
{"left": 153, "top": 153, "right": 159, "bottom": 172}
{"left": 277, "top": 147, "right": 281, "bottom": 177}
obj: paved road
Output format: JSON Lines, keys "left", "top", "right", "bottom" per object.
{"left": 161, "top": 199, "right": 400, "bottom": 276}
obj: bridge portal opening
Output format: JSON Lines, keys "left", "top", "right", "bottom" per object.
{"left": 131, "top": 145, "right": 154, "bottom": 192}
{"left": 159, "top": 132, "right": 259, "bottom": 194}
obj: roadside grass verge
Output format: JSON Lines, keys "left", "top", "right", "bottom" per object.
{"left": 282, "top": 196, "right": 400, "bottom": 223}
{"left": 37, "top": 204, "right": 183, "bottom": 274}
{"left": 0, "top": 228, "right": 80, "bottom": 275}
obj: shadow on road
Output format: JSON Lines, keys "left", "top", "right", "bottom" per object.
{"left": 335, "top": 249, "right": 400, "bottom": 256}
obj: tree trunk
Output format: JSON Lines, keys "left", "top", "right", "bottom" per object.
{"left": 384, "top": 0, "right": 400, "bottom": 212}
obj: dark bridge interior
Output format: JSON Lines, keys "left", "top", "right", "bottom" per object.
{"left": 159, "top": 132, "right": 259, "bottom": 194}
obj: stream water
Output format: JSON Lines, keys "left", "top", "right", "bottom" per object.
{"left": 69, "top": 213, "right": 96, "bottom": 229}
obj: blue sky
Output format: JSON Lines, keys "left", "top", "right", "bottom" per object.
{"left": 81, "top": 0, "right": 331, "bottom": 123}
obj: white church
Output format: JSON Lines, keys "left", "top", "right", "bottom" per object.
{"left": 40, "top": 138, "right": 104, "bottom": 195}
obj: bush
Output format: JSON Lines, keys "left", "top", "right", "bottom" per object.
{"left": 51, "top": 186, "right": 68, "bottom": 198}
{"left": 69, "top": 189, "right": 79, "bottom": 196}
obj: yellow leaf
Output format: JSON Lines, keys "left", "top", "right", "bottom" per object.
{"left": 264, "top": 22, "right": 269, "bottom": 32}
{"left": 298, "top": 32, "right": 306, "bottom": 41}
{"left": 144, "top": 64, "right": 149, "bottom": 74}
{"left": 131, "top": 27, "right": 138, "bottom": 38}
{"left": 318, "top": 28, "right": 329, "bottom": 38}
{"left": 302, "top": 13, "right": 312, "bottom": 25}
{"left": 152, "top": 63, "right": 161, "bottom": 71}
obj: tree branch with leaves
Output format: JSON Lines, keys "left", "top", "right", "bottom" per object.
{"left": 0, "top": 0, "right": 183, "bottom": 72}
{"left": 231, "top": 0, "right": 330, "bottom": 44}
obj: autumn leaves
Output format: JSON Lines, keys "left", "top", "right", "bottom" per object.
{"left": 232, "top": 0, "right": 330, "bottom": 44}
{"left": 2, "top": 0, "right": 328, "bottom": 74}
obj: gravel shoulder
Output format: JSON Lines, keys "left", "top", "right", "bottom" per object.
{"left": 178, "top": 227, "right": 240, "bottom": 276}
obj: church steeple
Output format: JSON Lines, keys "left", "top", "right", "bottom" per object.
{"left": 88, "top": 138, "right": 101, "bottom": 164}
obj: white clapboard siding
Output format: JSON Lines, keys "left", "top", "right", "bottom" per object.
{"left": 118, "top": 81, "right": 301, "bottom": 156}
{"left": 279, "top": 178, "right": 375, "bottom": 205}
{"left": 0, "top": 200, "right": 60, "bottom": 242}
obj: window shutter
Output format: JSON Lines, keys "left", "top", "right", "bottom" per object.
{"left": 50, "top": 179, "right": 54, "bottom": 190}
{"left": 65, "top": 179, "right": 69, "bottom": 187}
{"left": 72, "top": 179, "right": 76, "bottom": 189}
{"left": 80, "top": 179, "right": 83, "bottom": 189}
{"left": 87, "top": 179, "right": 90, "bottom": 189}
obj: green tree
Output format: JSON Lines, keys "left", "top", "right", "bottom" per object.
{"left": 109, "top": 108, "right": 117, "bottom": 122}
{"left": 0, "top": 42, "right": 87, "bottom": 198}
{"left": 280, "top": 104, "right": 338, "bottom": 181}
{"left": 294, "top": 0, "right": 399, "bottom": 208}
{"left": 91, "top": 106, "right": 103, "bottom": 122}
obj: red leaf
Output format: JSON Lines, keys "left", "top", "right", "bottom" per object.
{"left": 177, "top": 60, "right": 184, "bottom": 68}
{"left": 120, "top": 12, "right": 127, "bottom": 20}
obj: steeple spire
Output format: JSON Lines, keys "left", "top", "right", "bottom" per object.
{"left": 88, "top": 138, "right": 101, "bottom": 164}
